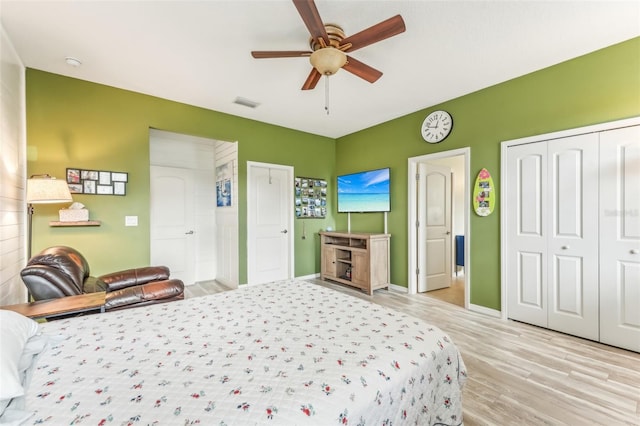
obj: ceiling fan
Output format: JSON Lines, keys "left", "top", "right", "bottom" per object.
{"left": 251, "top": 0, "right": 406, "bottom": 90}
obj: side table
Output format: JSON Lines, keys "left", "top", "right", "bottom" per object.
{"left": 0, "top": 292, "right": 106, "bottom": 320}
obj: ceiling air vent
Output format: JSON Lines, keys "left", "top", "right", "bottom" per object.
{"left": 233, "top": 97, "right": 260, "bottom": 109}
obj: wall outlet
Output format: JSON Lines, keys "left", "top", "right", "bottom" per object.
{"left": 125, "top": 216, "right": 138, "bottom": 226}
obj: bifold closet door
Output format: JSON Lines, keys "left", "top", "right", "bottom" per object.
{"left": 547, "top": 134, "right": 599, "bottom": 341}
{"left": 507, "top": 134, "right": 599, "bottom": 341}
{"left": 506, "top": 142, "right": 548, "bottom": 328}
{"left": 599, "top": 125, "right": 640, "bottom": 352}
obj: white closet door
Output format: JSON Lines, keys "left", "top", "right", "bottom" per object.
{"left": 599, "top": 125, "right": 640, "bottom": 352}
{"left": 547, "top": 134, "right": 599, "bottom": 340}
{"left": 506, "top": 142, "right": 548, "bottom": 327}
{"left": 507, "top": 134, "right": 599, "bottom": 340}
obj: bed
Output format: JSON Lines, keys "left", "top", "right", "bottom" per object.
{"left": 1, "top": 279, "right": 467, "bottom": 425}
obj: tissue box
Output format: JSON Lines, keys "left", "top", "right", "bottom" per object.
{"left": 59, "top": 208, "right": 89, "bottom": 222}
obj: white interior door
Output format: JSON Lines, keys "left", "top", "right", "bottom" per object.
{"left": 599, "top": 125, "right": 640, "bottom": 352}
{"left": 506, "top": 142, "right": 548, "bottom": 327}
{"left": 547, "top": 134, "right": 599, "bottom": 341}
{"left": 193, "top": 169, "right": 216, "bottom": 282}
{"left": 150, "top": 166, "right": 195, "bottom": 285}
{"left": 247, "top": 162, "right": 293, "bottom": 285}
{"left": 418, "top": 163, "right": 452, "bottom": 292}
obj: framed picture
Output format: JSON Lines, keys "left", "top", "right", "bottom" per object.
{"left": 68, "top": 183, "right": 83, "bottom": 194}
{"left": 83, "top": 180, "right": 96, "bottom": 194}
{"left": 66, "top": 167, "right": 128, "bottom": 196}
{"left": 81, "top": 170, "right": 99, "bottom": 180}
{"left": 216, "top": 178, "right": 232, "bottom": 207}
{"left": 99, "top": 171, "right": 111, "bottom": 185}
{"left": 97, "top": 185, "right": 113, "bottom": 195}
{"left": 114, "top": 181, "right": 126, "bottom": 195}
{"left": 66, "top": 168, "right": 81, "bottom": 184}
{"left": 112, "top": 172, "right": 128, "bottom": 182}
{"left": 295, "top": 176, "right": 327, "bottom": 218}
{"left": 216, "top": 161, "right": 233, "bottom": 207}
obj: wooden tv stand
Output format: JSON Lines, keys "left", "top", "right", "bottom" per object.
{"left": 319, "top": 231, "right": 390, "bottom": 295}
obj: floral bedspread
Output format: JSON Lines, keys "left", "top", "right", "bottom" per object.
{"left": 26, "top": 280, "right": 467, "bottom": 425}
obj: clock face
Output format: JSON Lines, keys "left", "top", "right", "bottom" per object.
{"left": 421, "top": 110, "right": 453, "bottom": 143}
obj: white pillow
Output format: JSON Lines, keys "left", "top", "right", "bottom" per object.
{"left": 0, "top": 310, "right": 39, "bottom": 401}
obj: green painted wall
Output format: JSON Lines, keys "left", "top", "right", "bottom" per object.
{"left": 334, "top": 37, "right": 640, "bottom": 310}
{"left": 26, "top": 37, "right": 640, "bottom": 310}
{"left": 26, "top": 70, "right": 335, "bottom": 282}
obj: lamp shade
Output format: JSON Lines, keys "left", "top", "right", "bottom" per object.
{"left": 26, "top": 175, "right": 73, "bottom": 204}
{"left": 310, "top": 47, "right": 347, "bottom": 76}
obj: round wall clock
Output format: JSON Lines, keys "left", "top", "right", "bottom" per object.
{"left": 421, "top": 110, "right": 453, "bottom": 143}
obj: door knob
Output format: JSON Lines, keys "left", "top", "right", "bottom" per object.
{"left": 281, "top": 229, "right": 288, "bottom": 234}
{"left": 561, "top": 245, "right": 569, "bottom": 250}
{"left": 185, "top": 230, "right": 194, "bottom": 235}
{"left": 631, "top": 249, "right": 639, "bottom": 255}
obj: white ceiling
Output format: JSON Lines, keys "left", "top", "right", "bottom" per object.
{"left": 1, "top": 1, "right": 639, "bottom": 138}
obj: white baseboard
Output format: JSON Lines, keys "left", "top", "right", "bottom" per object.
{"left": 296, "top": 273, "right": 321, "bottom": 281}
{"left": 388, "top": 283, "right": 408, "bottom": 293}
{"left": 297, "top": 275, "right": 407, "bottom": 294}
{"left": 469, "top": 303, "right": 502, "bottom": 318}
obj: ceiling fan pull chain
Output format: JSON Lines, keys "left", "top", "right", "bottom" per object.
{"left": 325, "top": 74, "right": 330, "bottom": 115}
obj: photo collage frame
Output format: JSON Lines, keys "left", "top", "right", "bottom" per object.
{"left": 295, "top": 176, "right": 327, "bottom": 218}
{"left": 66, "top": 168, "right": 128, "bottom": 196}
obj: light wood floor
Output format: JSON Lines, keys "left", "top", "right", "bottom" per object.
{"left": 421, "top": 275, "right": 465, "bottom": 307}
{"left": 185, "top": 279, "right": 640, "bottom": 426}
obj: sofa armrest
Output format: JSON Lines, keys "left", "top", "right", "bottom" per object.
{"left": 104, "top": 279, "right": 184, "bottom": 311}
{"left": 82, "top": 276, "right": 107, "bottom": 293}
{"left": 98, "top": 266, "right": 170, "bottom": 292}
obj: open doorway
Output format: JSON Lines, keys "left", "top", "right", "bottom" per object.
{"left": 408, "top": 148, "right": 470, "bottom": 308}
{"left": 149, "top": 129, "right": 239, "bottom": 288}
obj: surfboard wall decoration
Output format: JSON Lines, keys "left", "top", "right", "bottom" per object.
{"left": 473, "top": 168, "right": 495, "bottom": 216}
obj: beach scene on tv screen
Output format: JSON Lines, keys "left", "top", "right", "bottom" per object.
{"left": 338, "top": 168, "right": 390, "bottom": 212}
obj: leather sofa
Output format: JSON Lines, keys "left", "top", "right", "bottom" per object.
{"left": 21, "top": 246, "right": 184, "bottom": 312}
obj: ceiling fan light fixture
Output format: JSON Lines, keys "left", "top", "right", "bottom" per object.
{"left": 310, "top": 47, "right": 347, "bottom": 76}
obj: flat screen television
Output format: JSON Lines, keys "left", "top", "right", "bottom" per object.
{"left": 337, "top": 167, "right": 390, "bottom": 213}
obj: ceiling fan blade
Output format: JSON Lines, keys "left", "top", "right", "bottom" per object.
{"left": 293, "top": 0, "right": 329, "bottom": 46}
{"left": 340, "top": 15, "right": 405, "bottom": 52}
{"left": 343, "top": 56, "right": 383, "bottom": 83}
{"left": 251, "top": 51, "right": 311, "bottom": 59}
{"left": 302, "top": 68, "right": 322, "bottom": 90}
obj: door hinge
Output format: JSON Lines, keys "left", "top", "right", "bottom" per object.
{"left": 416, "top": 267, "right": 420, "bottom": 276}
{"left": 416, "top": 172, "right": 420, "bottom": 181}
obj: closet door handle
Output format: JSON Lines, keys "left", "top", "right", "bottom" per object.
{"left": 185, "top": 230, "right": 194, "bottom": 235}
{"left": 561, "top": 245, "right": 570, "bottom": 250}
{"left": 631, "top": 249, "right": 639, "bottom": 255}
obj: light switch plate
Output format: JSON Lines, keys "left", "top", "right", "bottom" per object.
{"left": 125, "top": 216, "right": 138, "bottom": 226}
